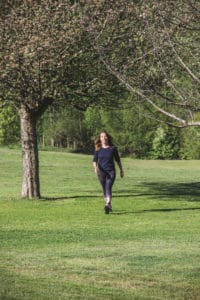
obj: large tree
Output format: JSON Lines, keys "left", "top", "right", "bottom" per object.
{"left": 0, "top": 0, "right": 125, "bottom": 198}
{"left": 0, "top": 1, "right": 85, "bottom": 198}
{"left": 84, "top": 0, "right": 200, "bottom": 127}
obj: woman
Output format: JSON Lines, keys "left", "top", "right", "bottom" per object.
{"left": 93, "top": 131, "right": 124, "bottom": 214}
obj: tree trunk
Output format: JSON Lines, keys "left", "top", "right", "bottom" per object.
{"left": 19, "top": 105, "right": 40, "bottom": 198}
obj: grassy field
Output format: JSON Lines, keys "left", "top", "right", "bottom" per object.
{"left": 0, "top": 147, "right": 200, "bottom": 300}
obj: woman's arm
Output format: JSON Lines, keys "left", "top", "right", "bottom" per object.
{"left": 93, "top": 161, "right": 99, "bottom": 174}
{"left": 114, "top": 147, "right": 124, "bottom": 178}
{"left": 117, "top": 160, "right": 124, "bottom": 178}
{"left": 93, "top": 150, "right": 99, "bottom": 174}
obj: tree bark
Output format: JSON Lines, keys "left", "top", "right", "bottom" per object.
{"left": 19, "top": 105, "right": 40, "bottom": 198}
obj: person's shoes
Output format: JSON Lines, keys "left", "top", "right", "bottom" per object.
{"left": 104, "top": 205, "right": 110, "bottom": 214}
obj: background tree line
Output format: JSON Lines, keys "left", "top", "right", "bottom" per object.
{"left": 1, "top": 102, "right": 200, "bottom": 159}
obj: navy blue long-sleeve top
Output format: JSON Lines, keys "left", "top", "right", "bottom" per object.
{"left": 93, "top": 146, "right": 121, "bottom": 172}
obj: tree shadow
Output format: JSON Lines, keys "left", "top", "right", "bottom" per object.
{"left": 145, "top": 181, "right": 200, "bottom": 197}
{"left": 41, "top": 195, "right": 101, "bottom": 201}
{"left": 41, "top": 182, "right": 200, "bottom": 204}
{"left": 115, "top": 182, "right": 200, "bottom": 201}
{"left": 111, "top": 181, "right": 200, "bottom": 215}
{"left": 112, "top": 207, "right": 200, "bottom": 215}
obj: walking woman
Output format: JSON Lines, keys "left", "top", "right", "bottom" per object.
{"left": 93, "top": 131, "right": 124, "bottom": 214}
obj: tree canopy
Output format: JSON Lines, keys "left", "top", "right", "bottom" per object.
{"left": 84, "top": 0, "right": 200, "bottom": 127}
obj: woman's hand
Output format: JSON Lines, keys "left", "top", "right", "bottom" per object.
{"left": 94, "top": 166, "right": 99, "bottom": 175}
{"left": 120, "top": 169, "right": 124, "bottom": 178}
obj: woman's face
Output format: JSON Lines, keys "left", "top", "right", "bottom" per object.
{"left": 100, "top": 132, "right": 108, "bottom": 145}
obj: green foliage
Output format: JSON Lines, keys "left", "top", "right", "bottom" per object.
{"left": 37, "top": 103, "right": 200, "bottom": 160}
{"left": 83, "top": 106, "right": 105, "bottom": 137}
{"left": 180, "top": 127, "right": 200, "bottom": 159}
{"left": 3, "top": 101, "right": 200, "bottom": 160}
{"left": 118, "top": 106, "right": 155, "bottom": 158}
{"left": 0, "top": 148, "right": 200, "bottom": 299}
{"left": 0, "top": 106, "right": 20, "bottom": 145}
{"left": 83, "top": 103, "right": 156, "bottom": 158}
{"left": 151, "top": 126, "right": 181, "bottom": 159}
{"left": 38, "top": 106, "right": 91, "bottom": 151}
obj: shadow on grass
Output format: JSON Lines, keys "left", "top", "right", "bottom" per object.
{"left": 41, "top": 181, "right": 200, "bottom": 203}
{"left": 41, "top": 195, "right": 101, "bottom": 201}
{"left": 111, "top": 181, "right": 200, "bottom": 215}
{"left": 116, "top": 181, "right": 200, "bottom": 201}
{"left": 112, "top": 207, "right": 200, "bottom": 215}
{"left": 145, "top": 181, "right": 200, "bottom": 197}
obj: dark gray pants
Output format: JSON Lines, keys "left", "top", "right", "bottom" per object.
{"left": 98, "top": 169, "right": 116, "bottom": 201}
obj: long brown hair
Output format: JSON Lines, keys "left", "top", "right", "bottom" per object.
{"left": 94, "top": 131, "right": 113, "bottom": 151}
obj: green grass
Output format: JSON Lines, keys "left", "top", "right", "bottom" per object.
{"left": 0, "top": 148, "right": 200, "bottom": 300}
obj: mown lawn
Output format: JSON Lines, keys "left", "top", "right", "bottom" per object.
{"left": 0, "top": 148, "right": 200, "bottom": 300}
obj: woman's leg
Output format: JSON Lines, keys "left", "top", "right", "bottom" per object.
{"left": 98, "top": 169, "right": 107, "bottom": 199}
{"left": 105, "top": 170, "right": 116, "bottom": 207}
{"left": 98, "top": 169, "right": 116, "bottom": 213}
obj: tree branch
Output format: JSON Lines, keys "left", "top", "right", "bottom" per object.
{"left": 97, "top": 53, "right": 187, "bottom": 126}
{"left": 31, "top": 97, "right": 55, "bottom": 118}
{"left": 160, "top": 15, "right": 200, "bottom": 84}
